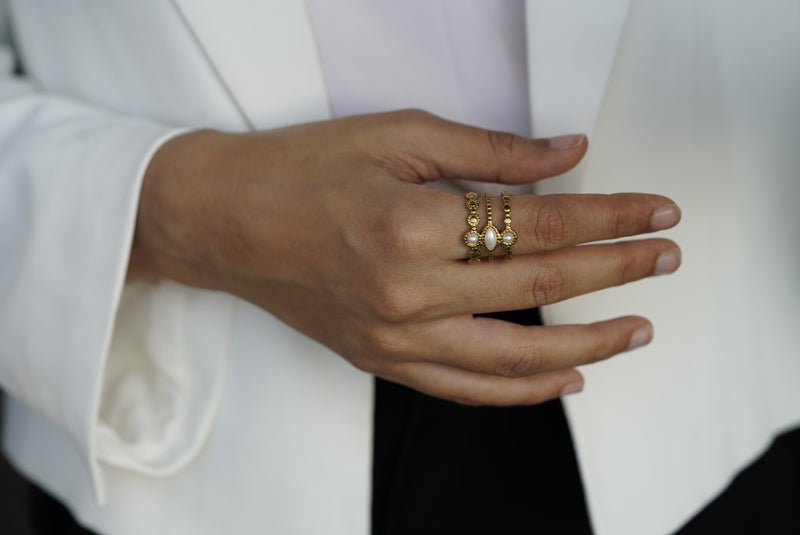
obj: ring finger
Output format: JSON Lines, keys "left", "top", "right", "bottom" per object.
{"left": 436, "top": 191, "right": 681, "bottom": 260}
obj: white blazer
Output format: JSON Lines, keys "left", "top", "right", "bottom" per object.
{"left": 1, "top": 1, "right": 798, "bottom": 534}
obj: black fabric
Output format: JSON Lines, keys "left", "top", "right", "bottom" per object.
{"left": 675, "top": 427, "right": 800, "bottom": 535}
{"left": 28, "top": 486, "right": 96, "bottom": 535}
{"left": 371, "top": 308, "right": 592, "bottom": 535}
{"left": 371, "top": 306, "right": 800, "bottom": 534}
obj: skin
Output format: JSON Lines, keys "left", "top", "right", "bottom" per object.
{"left": 129, "top": 109, "right": 681, "bottom": 406}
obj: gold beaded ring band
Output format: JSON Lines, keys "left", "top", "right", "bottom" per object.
{"left": 463, "top": 192, "right": 482, "bottom": 263}
{"left": 482, "top": 192, "right": 500, "bottom": 260}
{"left": 500, "top": 191, "right": 518, "bottom": 260}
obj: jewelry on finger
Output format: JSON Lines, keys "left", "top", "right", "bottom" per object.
{"left": 463, "top": 192, "right": 482, "bottom": 263}
{"left": 500, "top": 191, "right": 518, "bottom": 261}
{"left": 482, "top": 192, "right": 499, "bottom": 260}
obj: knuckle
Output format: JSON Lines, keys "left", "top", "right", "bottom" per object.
{"left": 370, "top": 109, "right": 442, "bottom": 180}
{"left": 609, "top": 207, "right": 628, "bottom": 240}
{"left": 337, "top": 338, "right": 394, "bottom": 375}
{"left": 581, "top": 323, "right": 626, "bottom": 364}
{"left": 614, "top": 248, "right": 650, "bottom": 287}
{"left": 529, "top": 262, "right": 570, "bottom": 306}
{"left": 385, "top": 109, "right": 438, "bottom": 133}
{"left": 485, "top": 129, "right": 519, "bottom": 159}
{"left": 394, "top": 108, "right": 435, "bottom": 122}
{"left": 608, "top": 194, "right": 631, "bottom": 238}
{"left": 587, "top": 335, "right": 620, "bottom": 364}
{"left": 381, "top": 214, "right": 436, "bottom": 262}
{"left": 615, "top": 256, "right": 639, "bottom": 286}
{"left": 449, "top": 390, "right": 486, "bottom": 407}
{"left": 373, "top": 144, "right": 439, "bottom": 182}
{"left": 344, "top": 351, "right": 379, "bottom": 375}
{"left": 364, "top": 325, "right": 414, "bottom": 360}
{"left": 531, "top": 201, "right": 573, "bottom": 250}
{"left": 372, "top": 283, "right": 432, "bottom": 324}
{"left": 485, "top": 130, "right": 520, "bottom": 179}
{"left": 495, "top": 341, "right": 544, "bottom": 378}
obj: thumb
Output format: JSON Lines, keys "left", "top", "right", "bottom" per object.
{"left": 397, "top": 111, "right": 587, "bottom": 184}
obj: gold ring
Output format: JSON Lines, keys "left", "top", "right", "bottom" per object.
{"left": 500, "top": 192, "right": 518, "bottom": 261}
{"left": 482, "top": 192, "right": 499, "bottom": 260}
{"left": 463, "top": 192, "right": 481, "bottom": 263}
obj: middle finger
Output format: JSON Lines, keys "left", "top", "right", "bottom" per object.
{"left": 431, "top": 237, "right": 680, "bottom": 317}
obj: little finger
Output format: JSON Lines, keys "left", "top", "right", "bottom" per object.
{"left": 419, "top": 315, "right": 653, "bottom": 378}
{"left": 387, "top": 361, "right": 585, "bottom": 406}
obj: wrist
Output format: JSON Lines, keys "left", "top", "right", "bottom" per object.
{"left": 128, "top": 129, "right": 230, "bottom": 288}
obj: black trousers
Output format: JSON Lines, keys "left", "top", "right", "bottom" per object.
{"left": 372, "top": 308, "right": 591, "bottom": 534}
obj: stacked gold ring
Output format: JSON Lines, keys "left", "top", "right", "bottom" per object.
{"left": 463, "top": 192, "right": 482, "bottom": 263}
{"left": 482, "top": 192, "right": 500, "bottom": 260}
{"left": 464, "top": 192, "right": 517, "bottom": 262}
{"left": 500, "top": 191, "right": 518, "bottom": 260}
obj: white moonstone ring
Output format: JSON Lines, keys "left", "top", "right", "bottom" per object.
{"left": 482, "top": 192, "right": 500, "bottom": 260}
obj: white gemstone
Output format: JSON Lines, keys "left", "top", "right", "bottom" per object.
{"left": 503, "top": 232, "right": 515, "bottom": 244}
{"left": 467, "top": 233, "right": 479, "bottom": 245}
{"left": 484, "top": 227, "right": 497, "bottom": 251}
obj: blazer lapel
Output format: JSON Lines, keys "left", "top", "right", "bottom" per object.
{"left": 525, "top": 0, "right": 631, "bottom": 195}
{"left": 171, "top": 0, "right": 330, "bottom": 130}
{"left": 525, "top": 0, "right": 631, "bottom": 140}
{"left": 530, "top": 2, "right": 800, "bottom": 535}
{"left": 166, "top": 4, "right": 372, "bottom": 533}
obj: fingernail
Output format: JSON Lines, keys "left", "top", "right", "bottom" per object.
{"left": 560, "top": 381, "right": 584, "bottom": 397}
{"left": 627, "top": 324, "right": 654, "bottom": 351}
{"left": 650, "top": 204, "right": 681, "bottom": 231}
{"left": 548, "top": 134, "right": 585, "bottom": 150}
{"left": 654, "top": 248, "right": 681, "bottom": 275}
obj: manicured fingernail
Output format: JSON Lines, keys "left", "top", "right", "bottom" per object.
{"left": 650, "top": 204, "right": 681, "bottom": 231}
{"left": 654, "top": 248, "right": 681, "bottom": 275}
{"left": 548, "top": 134, "right": 585, "bottom": 150}
{"left": 627, "top": 324, "right": 654, "bottom": 351}
{"left": 560, "top": 381, "right": 584, "bottom": 397}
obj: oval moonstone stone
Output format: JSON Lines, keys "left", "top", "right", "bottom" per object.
{"left": 484, "top": 227, "right": 498, "bottom": 251}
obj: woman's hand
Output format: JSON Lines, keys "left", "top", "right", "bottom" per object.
{"left": 130, "top": 110, "right": 681, "bottom": 406}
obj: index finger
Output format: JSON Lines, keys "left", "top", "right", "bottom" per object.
{"left": 368, "top": 110, "right": 587, "bottom": 184}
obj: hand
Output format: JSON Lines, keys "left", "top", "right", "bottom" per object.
{"left": 130, "top": 110, "right": 681, "bottom": 406}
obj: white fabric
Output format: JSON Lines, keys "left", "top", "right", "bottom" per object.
{"left": 306, "top": 0, "right": 530, "bottom": 135}
{"left": 526, "top": 0, "right": 631, "bottom": 139}
{"left": 2, "top": 1, "right": 372, "bottom": 533}
{"left": 306, "top": 0, "right": 533, "bottom": 199}
{"left": 532, "top": 1, "right": 800, "bottom": 534}
{"left": 0, "top": 0, "right": 191, "bottom": 501}
{"left": 172, "top": 0, "right": 330, "bottom": 129}
{"left": 1, "top": 1, "right": 798, "bottom": 535}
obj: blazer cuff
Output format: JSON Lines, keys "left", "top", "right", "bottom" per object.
{"left": 0, "top": 102, "right": 231, "bottom": 503}
{"left": 94, "top": 280, "right": 234, "bottom": 481}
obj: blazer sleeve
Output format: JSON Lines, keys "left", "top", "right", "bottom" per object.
{"left": 0, "top": 13, "right": 232, "bottom": 501}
